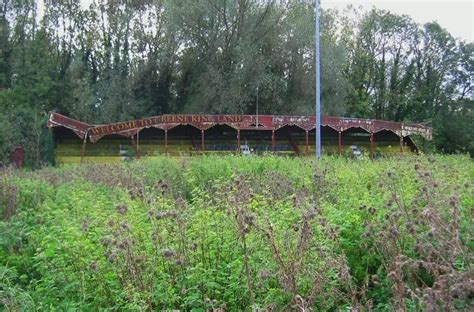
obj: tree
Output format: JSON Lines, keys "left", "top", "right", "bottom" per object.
{"left": 0, "top": 1, "right": 472, "bottom": 164}
{"left": 343, "top": 9, "right": 419, "bottom": 120}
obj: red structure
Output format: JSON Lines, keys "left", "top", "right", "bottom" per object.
{"left": 48, "top": 112, "right": 432, "bottom": 162}
{"left": 9, "top": 147, "right": 25, "bottom": 168}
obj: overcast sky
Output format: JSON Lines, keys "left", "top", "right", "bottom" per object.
{"left": 324, "top": 0, "right": 473, "bottom": 42}
{"left": 37, "top": 0, "right": 473, "bottom": 42}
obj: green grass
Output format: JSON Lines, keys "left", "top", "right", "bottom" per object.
{"left": 0, "top": 155, "right": 472, "bottom": 311}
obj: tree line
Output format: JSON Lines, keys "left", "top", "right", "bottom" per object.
{"left": 0, "top": 0, "right": 472, "bottom": 166}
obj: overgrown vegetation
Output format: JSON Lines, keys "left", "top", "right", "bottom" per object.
{"left": 0, "top": 1, "right": 473, "bottom": 166}
{"left": 1, "top": 156, "right": 472, "bottom": 310}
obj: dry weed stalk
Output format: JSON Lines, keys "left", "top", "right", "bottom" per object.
{"left": 365, "top": 164, "right": 473, "bottom": 311}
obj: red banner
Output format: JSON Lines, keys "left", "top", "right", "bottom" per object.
{"left": 48, "top": 112, "right": 433, "bottom": 142}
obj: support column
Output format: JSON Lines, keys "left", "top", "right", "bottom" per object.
{"left": 164, "top": 130, "right": 168, "bottom": 155}
{"left": 137, "top": 130, "right": 140, "bottom": 159}
{"left": 370, "top": 133, "right": 374, "bottom": 158}
{"left": 80, "top": 135, "right": 87, "bottom": 164}
{"left": 272, "top": 130, "right": 275, "bottom": 152}
{"left": 237, "top": 129, "right": 241, "bottom": 152}
{"left": 338, "top": 131, "right": 342, "bottom": 156}
{"left": 400, "top": 136, "right": 404, "bottom": 154}
{"left": 201, "top": 129, "right": 205, "bottom": 152}
{"left": 131, "top": 136, "right": 139, "bottom": 159}
{"left": 305, "top": 130, "right": 309, "bottom": 156}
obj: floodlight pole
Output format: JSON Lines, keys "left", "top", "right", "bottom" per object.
{"left": 314, "top": 0, "right": 322, "bottom": 159}
{"left": 256, "top": 86, "right": 259, "bottom": 129}
{"left": 257, "top": 0, "right": 321, "bottom": 158}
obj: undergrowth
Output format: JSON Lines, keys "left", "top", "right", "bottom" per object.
{"left": 0, "top": 155, "right": 472, "bottom": 311}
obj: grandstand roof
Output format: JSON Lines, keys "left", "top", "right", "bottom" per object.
{"left": 48, "top": 112, "right": 432, "bottom": 143}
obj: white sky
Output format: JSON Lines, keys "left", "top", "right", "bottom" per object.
{"left": 38, "top": 0, "right": 473, "bottom": 42}
{"left": 324, "top": 0, "right": 473, "bottom": 42}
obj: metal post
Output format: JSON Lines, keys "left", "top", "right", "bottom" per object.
{"left": 272, "top": 130, "right": 275, "bottom": 152}
{"left": 164, "top": 129, "right": 168, "bottom": 155}
{"left": 131, "top": 136, "right": 139, "bottom": 159}
{"left": 256, "top": 86, "right": 259, "bottom": 129}
{"left": 400, "top": 136, "right": 404, "bottom": 154}
{"left": 370, "top": 133, "right": 374, "bottom": 158}
{"left": 80, "top": 133, "right": 87, "bottom": 164}
{"left": 338, "top": 131, "right": 342, "bottom": 155}
{"left": 201, "top": 129, "right": 205, "bottom": 152}
{"left": 315, "top": 0, "right": 322, "bottom": 159}
{"left": 237, "top": 129, "right": 241, "bottom": 152}
{"left": 136, "top": 130, "right": 140, "bottom": 159}
{"left": 305, "top": 130, "right": 309, "bottom": 156}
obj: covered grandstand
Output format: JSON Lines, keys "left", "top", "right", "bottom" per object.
{"left": 48, "top": 112, "right": 432, "bottom": 164}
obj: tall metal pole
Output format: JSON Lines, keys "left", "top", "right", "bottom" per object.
{"left": 314, "top": 0, "right": 322, "bottom": 159}
{"left": 256, "top": 86, "right": 259, "bottom": 129}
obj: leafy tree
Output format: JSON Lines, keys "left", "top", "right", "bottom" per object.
{"left": 0, "top": 1, "right": 473, "bottom": 165}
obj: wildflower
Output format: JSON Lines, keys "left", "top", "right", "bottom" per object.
{"left": 175, "top": 258, "right": 184, "bottom": 266}
{"left": 81, "top": 217, "right": 90, "bottom": 232}
{"left": 107, "top": 251, "right": 117, "bottom": 263}
{"left": 120, "top": 221, "right": 131, "bottom": 232}
{"left": 244, "top": 214, "right": 254, "bottom": 225}
{"left": 176, "top": 197, "right": 187, "bottom": 209}
{"left": 156, "top": 180, "right": 170, "bottom": 195}
{"left": 162, "top": 249, "right": 175, "bottom": 259}
{"left": 90, "top": 261, "right": 98, "bottom": 271}
{"left": 100, "top": 236, "right": 113, "bottom": 247}
{"left": 427, "top": 227, "right": 436, "bottom": 238}
{"left": 449, "top": 195, "right": 458, "bottom": 207}
{"left": 319, "top": 218, "right": 327, "bottom": 226}
{"left": 423, "top": 288, "right": 436, "bottom": 307}
{"left": 406, "top": 222, "right": 416, "bottom": 234}
{"left": 147, "top": 210, "right": 156, "bottom": 219}
{"left": 116, "top": 203, "right": 128, "bottom": 215}
{"left": 389, "top": 226, "right": 399, "bottom": 238}
{"left": 368, "top": 207, "right": 376, "bottom": 215}
{"left": 371, "top": 274, "right": 380, "bottom": 284}
{"left": 135, "top": 255, "right": 146, "bottom": 263}
{"left": 387, "top": 271, "right": 397, "bottom": 280}
{"left": 258, "top": 270, "right": 272, "bottom": 280}
{"left": 117, "top": 239, "right": 130, "bottom": 250}
{"left": 305, "top": 207, "right": 317, "bottom": 219}
{"left": 167, "top": 210, "right": 178, "bottom": 218}
{"left": 155, "top": 211, "right": 167, "bottom": 219}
